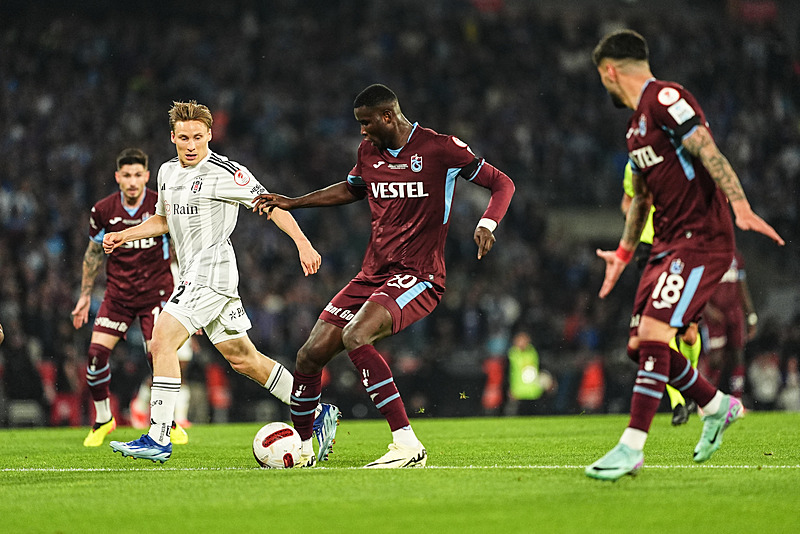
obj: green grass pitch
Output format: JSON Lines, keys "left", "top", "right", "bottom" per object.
{"left": 2, "top": 412, "right": 799, "bottom": 533}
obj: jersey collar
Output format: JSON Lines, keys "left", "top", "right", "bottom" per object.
{"left": 386, "top": 122, "right": 418, "bottom": 158}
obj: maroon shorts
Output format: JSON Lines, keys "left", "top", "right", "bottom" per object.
{"left": 320, "top": 273, "right": 443, "bottom": 335}
{"left": 704, "top": 313, "right": 746, "bottom": 351}
{"left": 93, "top": 296, "right": 166, "bottom": 341}
{"left": 630, "top": 248, "right": 733, "bottom": 336}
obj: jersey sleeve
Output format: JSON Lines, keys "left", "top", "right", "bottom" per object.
{"left": 88, "top": 203, "right": 105, "bottom": 243}
{"left": 649, "top": 84, "right": 706, "bottom": 142}
{"left": 216, "top": 164, "right": 269, "bottom": 208}
{"left": 345, "top": 143, "right": 367, "bottom": 198}
{"left": 155, "top": 166, "right": 167, "bottom": 217}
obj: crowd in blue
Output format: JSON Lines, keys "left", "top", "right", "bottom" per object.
{"left": 1, "top": 0, "right": 798, "bottom": 425}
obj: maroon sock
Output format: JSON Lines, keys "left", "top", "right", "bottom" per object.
{"left": 290, "top": 370, "right": 321, "bottom": 441}
{"left": 628, "top": 341, "right": 669, "bottom": 432}
{"left": 348, "top": 345, "right": 409, "bottom": 431}
{"left": 86, "top": 343, "right": 112, "bottom": 402}
{"left": 669, "top": 348, "right": 716, "bottom": 407}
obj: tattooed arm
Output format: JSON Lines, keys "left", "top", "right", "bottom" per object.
{"left": 71, "top": 240, "right": 106, "bottom": 328}
{"left": 683, "top": 126, "right": 784, "bottom": 245}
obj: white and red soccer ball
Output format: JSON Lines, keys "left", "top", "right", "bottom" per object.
{"left": 252, "top": 422, "right": 301, "bottom": 469}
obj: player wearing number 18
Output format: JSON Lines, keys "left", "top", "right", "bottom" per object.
{"left": 588, "top": 30, "right": 784, "bottom": 481}
{"left": 254, "top": 84, "right": 515, "bottom": 468}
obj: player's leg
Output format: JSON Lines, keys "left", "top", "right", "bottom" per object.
{"left": 110, "top": 312, "right": 188, "bottom": 462}
{"left": 290, "top": 320, "right": 346, "bottom": 465}
{"left": 83, "top": 331, "right": 121, "bottom": 446}
{"left": 214, "top": 334, "right": 294, "bottom": 403}
{"left": 666, "top": 336, "right": 689, "bottom": 425}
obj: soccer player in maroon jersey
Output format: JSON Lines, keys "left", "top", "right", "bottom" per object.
{"left": 71, "top": 148, "right": 180, "bottom": 446}
{"left": 701, "top": 251, "right": 758, "bottom": 399}
{"left": 255, "top": 84, "right": 515, "bottom": 468}
{"left": 587, "top": 30, "right": 784, "bottom": 481}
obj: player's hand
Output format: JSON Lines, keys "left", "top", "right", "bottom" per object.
{"left": 253, "top": 193, "right": 294, "bottom": 216}
{"left": 70, "top": 295, "right": 91, "bottom": 329}
{"left": 297, "top": 241, "right": 322, "bottom": 276}
{"left": 733, "top": 209, "right": 785, "bottom": 246}
{"left": 596, "top": 248, "right": 628, "bottom": 298}
{"left": 102, "top": 232, "right": 125, "bottom": 254}
{"left": 474, "top": 226, "right": 495, "bottom": 260}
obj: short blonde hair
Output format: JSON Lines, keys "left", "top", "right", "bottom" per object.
{"left": 168, "top": 100, "right": 213, "bottom": 132}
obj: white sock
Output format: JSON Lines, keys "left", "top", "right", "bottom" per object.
{"left": 147, "top": 376, "right": 181, "bottom": 445}
{"left": 619, "top": 427, "right": 648, "bottom": 451}
{"left": 94, "top": 398, "right": 112, "bottom": 424}
{"left": 264, "top": 362, "right": 293, "bottom": 405}
{"left": 392, "top": 425, "right": 421, "bottom": 449}
{"left": 301, "top": 438, "right": 314, "bottom": 457}
{"left": 702, "top": 390, "right": 725, "bottom": 415}
{"left": 175, "top": 385, "right": 190, "bottom": 424}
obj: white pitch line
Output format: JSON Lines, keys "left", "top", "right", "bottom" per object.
{"left": 2, "top": 464, "right": 799, "bottom": 473}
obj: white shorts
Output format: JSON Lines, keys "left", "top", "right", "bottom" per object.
{"left": 163, "top": 281, "right": 251, "bottom": 346}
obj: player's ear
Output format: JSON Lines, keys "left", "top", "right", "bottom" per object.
{"left": 114, "top": 171, "right": 121, "bottom": 184}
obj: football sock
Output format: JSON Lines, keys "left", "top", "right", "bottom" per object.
{"left": 93, "top": 398, "right": 112, "bottom": 425}
{"left": 264, "top": 361, "right": 293, "bottom": 405}
{"left": 619, "top": 427, "right": 647, "bottom": 451}
{"left": 665, "top": 337, "right": 686, "bottom": 409}
{"left": 175, "top": 384, "right": 190, "bottom": 425}
{"left": 300, "top": 438, "right": 314, "bottom": 458}
{"left": 148, "top": 376, "right": 181, "bottom": 446}
{"left": 702, "top": 391, "right": 724, "bottom": 415}
{"left": 290, "top": 371, "right": 322, "bottom": 441}
{"left": 86, "top": 343, "right": 112, "bottom": 402}
{"left": 669, "top": 348, "right": 717, "bottom": 407}
{"left": 628, "top": 341, "right": 669, "bottom": 432}
{"left": 679, "top": 335, "right": 701, "bottom": 369}
{"left": 665, "top": 385, "right": 685, "bottom": 410}
{"left": 348, "top": 345, "right": 410, "bottom": 431}
{"left": 392, "top": 425, "right": 421, "bottom": 448}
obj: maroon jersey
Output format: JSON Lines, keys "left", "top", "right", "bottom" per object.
{"left": 89, "top": 189, "right": 173, "bottom": 306}
{"left": 346, "top": 123, "right": 513, "bottom": 288}
{"left": 626, "top": 80, "right": 734, "bottom": 255}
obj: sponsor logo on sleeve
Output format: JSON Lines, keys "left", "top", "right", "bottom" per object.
{"left": 234, "top": 169, "right": 251, "bottom": 186}
{"left": 657, "top": 87, "right": 680, "bottom": 106}
{"left": 667, "top": 98, "right": 696, "bottom": 125}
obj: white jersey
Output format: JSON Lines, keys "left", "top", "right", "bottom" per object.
{"left": 155, "top": 151, "right": 268, "bottom": 297}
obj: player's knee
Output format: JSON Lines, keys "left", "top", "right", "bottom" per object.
{"left": 341, "top": 324, "right": 371, "bottom": 352}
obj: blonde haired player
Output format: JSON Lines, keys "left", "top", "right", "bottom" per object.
{"left": 106, "top": 101, "right": 338, "bottom": 462}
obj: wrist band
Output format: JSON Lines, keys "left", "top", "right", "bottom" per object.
{"left": 615, "top": 245, "right": 634, "bottom": 264}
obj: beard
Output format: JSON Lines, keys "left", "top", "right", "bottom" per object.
{"left": 609, "top": 91, "right": 626, "bottom": 109}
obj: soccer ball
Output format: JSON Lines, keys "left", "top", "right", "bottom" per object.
{"left": 252, "top": 422, "right": 302, "bottom": 469}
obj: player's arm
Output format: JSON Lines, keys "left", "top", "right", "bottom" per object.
{"left": 70, "top": 240, "right": 106, "bottom": 328}
{"left": 253, "top": 182, "right": 362, "bottom": 215}
{"left": 682, "top": 125, "right": 784, "bottom": 245}
{"left": 596, "top": 169, "right": 652, "bottom": 298}
{"left": 461, "top": 158, "right": 515, "bottom": 259}
{"left": 103, "top": 214, "right": 169, "bottom": 254}
{"left": 268, "top": 207, "right": 322, "bottom": 277}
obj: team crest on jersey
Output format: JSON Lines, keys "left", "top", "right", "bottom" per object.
{"left": 669, "top": 259, "right": 685, "bottom": 275}
{"left": 638, "top": 114, "right": 647, "bottom": 136}
{"left": 234, "top": 169, "right": 250, "bottom": 186}
{"left": 411, "top": 154, "right": 423, "bottom": 173}
{"left": 191, "top": 179, "right": 202, "bottom": 194}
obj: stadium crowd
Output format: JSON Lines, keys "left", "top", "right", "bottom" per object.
{"left": 1, "top": 0, "right": 798, "bottom": 426}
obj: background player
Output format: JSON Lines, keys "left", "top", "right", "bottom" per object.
{"left": 621, "top": 161, "right": 701, "bottom": 425}
{"left": 701, "top": 250, "right": 758, "bottom": 399}
{"left": 588, "top": 30, "right": 783, "bottom": 481}
{"left": 71, "top": 148, "right": 189, "bottom": 447}
{"left": 255, "top": 84, "right": 515, "bottom": 468}
{"left": 104, "top": 101, "right": 334, "bottom": 463}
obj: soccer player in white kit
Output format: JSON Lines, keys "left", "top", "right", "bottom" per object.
{"left": 105, "top": 100, "right": 336, "bottom": 462}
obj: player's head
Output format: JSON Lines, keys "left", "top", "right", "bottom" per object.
{"left": 353, "top": 84, "right": 406, "bottom": 150}
{"left": 169, "top": 100, "right": 213, "bottom": 167}
{"left": 114, "top": 148, "right": 150, "bottom": 204}
{"left": 592, "top": 30, "right": 650, "bottom": 109}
